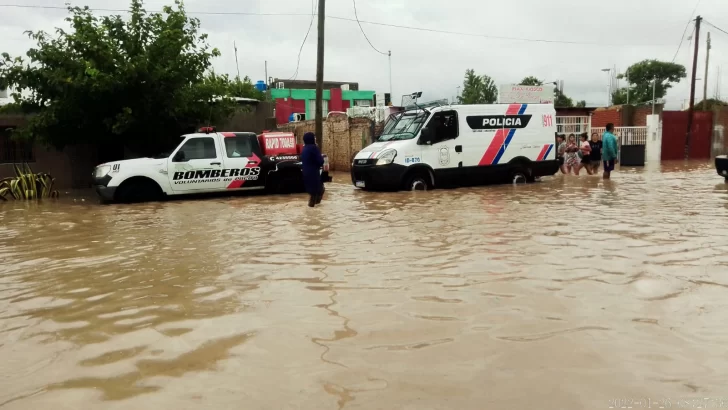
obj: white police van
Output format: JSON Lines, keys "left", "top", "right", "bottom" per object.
{"left": 350, "top": 103, "right": 559, "bottom": 190}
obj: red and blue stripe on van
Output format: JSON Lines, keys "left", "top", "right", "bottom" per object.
{"left": 479, "top": 103, "right": 552, "bottom": 165}
{"left": 536, "top": 143, "right": 554, "bottom": 161}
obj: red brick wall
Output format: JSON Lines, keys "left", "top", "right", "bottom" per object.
{"left": 633, "top": 105, "right": 663, "bottom": 126}
{"left": 591, "top": 108, "right": 622, "bottom": 127}
{"left": 555, "top": 107, "right": 594, "bottom": 117}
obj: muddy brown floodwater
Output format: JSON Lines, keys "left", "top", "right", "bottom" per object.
{"left": 2, "top": 161, "right": 728, "bottom": 409}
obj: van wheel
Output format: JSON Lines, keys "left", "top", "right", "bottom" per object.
{"left": 510, "top": 167, "right": 532, "bottom": 185}
{"left": 116, "top": 179, "right": 162, "bottom": 203}
{"left": 403, "top": 172, "right": 431, "bottom": 191}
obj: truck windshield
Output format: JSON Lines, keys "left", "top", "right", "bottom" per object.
{"left": 378, "top": 112, "right": 428, "bottom": 141}
{"left": 152, "top": 138, "right": 185, "bottom": 159}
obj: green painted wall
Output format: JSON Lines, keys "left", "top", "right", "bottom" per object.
{"left": 270, "top": 88, "right": 375, "bottom": 101}
{"left": 270, "top": 88, "right": 376, "bottom": 119}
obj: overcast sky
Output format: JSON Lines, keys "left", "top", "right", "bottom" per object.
{"left": 1, "top": 0, "right": 727, "bottom": 109}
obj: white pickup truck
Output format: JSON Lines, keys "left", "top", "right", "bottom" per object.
{"left": 92, "top": 128, "right": 331, "bottom": 203}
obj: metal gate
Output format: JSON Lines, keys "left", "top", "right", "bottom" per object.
{"left": 661, "top": 111, "right": 714, "bottom": 160}
{"left": 590, "top": 126, "right": 648, "bottom": 165}
{"left": 556, "top": 116, "right": 590, "bottom": 135}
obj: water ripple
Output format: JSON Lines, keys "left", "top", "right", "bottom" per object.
{"left": 1, "top": 162, "right": 728, "bottom": 409}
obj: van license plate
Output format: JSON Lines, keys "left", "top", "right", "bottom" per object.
{"left": 355, "top": 181, "right": 365, "bottom": 188}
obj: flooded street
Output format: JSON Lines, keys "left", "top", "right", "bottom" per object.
{"left": 2, "top": 161, "right": 728, "bottom": 410}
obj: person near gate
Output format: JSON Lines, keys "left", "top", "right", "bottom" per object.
{"left": 563, "top": 134, "right": 580, "bottom": 175}
{"left": 589, "top": 132, "right": 602, "bottom": 175}
{"left": 556, "top": 134, "right": 567, "bottom": 174}
{"left": 602, "top": 123, "right": 619, "bottom": 180}
{"left": 577, "top": 133, "right": 592, "bottom": 175}
{"left": 301, "top": 132, "right": 325, "bottom": 207}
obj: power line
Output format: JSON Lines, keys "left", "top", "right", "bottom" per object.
{"left": 0, "top": 3, "right": 677, "bottom": 47}
{"left": 704, "top": 20, "right": 728, "bottom": 37}
{"left": 0, "top": 3, "right": 311, "bottom": 16}
{"left": 288, "top": 0, "right": 316, "bottom": 80}
{"left": 672, "top": 22, "right": 695, "bottom": 63}
{"left": 352, "top": 0, "right": 386, "bottom": 55}
{"left": 672, "top": 0, "right": 702, "bottom": 63}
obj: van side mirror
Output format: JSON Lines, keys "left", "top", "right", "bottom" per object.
{"left": 420, "top": 127, "right": 434, "bottom": 145}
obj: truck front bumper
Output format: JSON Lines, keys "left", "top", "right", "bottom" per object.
{"left": 92, "top": 174, "right": 116, "bottom": 202}
{"left": 94, "top": 185, "right": 117, "bottom": 202}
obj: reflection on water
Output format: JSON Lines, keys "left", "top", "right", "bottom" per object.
{"left": 2, "top": 161, "right": 728, "bottom": 409}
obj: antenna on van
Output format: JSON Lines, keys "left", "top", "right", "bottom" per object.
{"left": 409, "top": 91, "right": 428, "bottom": 113}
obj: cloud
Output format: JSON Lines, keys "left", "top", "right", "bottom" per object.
{"left": 1, "top": 0, "right": 727, "bottom": 109}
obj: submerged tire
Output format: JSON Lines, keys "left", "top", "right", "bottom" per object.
{"left": 510, "top": 166, "right": 531, "bottom": 185}
{"left": 403, "top": 171, "right": 432, "bottom": 191}
{"left": 115, "top": 179, "right": 163, "bottom": 203}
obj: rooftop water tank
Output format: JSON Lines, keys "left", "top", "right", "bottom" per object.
{"left": 255, "top": 80, "right": 267, "bottom": 92}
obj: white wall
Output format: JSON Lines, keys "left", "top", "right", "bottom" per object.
{"left": 645, "top": 114, "right": 661, "bottom": 162}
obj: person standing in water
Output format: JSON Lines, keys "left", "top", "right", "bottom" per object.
{"left": 589, "top": 132, "right": 602, "bottom": 175}
{"left": 563, "top": 134, "right": 580, "bottom": 175}
{"left": 577, "top": 133, "right": 592, "bottom": 175}
{"left": 556, "top": 134, "right": 567, "bottom": 174}
{"left": 602, "top": 123, "right": 619, "bottom": 180}
{"left": 301, "top": 132, "right": 325, "bottom": 207}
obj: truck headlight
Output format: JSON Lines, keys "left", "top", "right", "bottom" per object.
{"left": 94, "top": 165, "right": 111, "bottom": 178}
{"left": 376, "top": 149, "right": 397, "bottom": 166}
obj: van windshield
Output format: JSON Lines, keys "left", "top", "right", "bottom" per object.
{"left": 378, "top": 112, "right": 428, "bottom": 141}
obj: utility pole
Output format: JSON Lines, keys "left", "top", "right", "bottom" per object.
{"left": 652, "top": 77, "right": 657, "bottom": 115}
{"left": 234, "top": 41, "right": 240, "bottom": 79}
{"left": 626, "top": 69, "right": 630, "bottom": 105}
{"left": 685, "top": 15, "right": 701, "bottom": 160}
{"left": 388, "top": 50, "right": 392, "bottom": 99}
{"left": 264, "top": 60, "right": 269, "bottom": 102}
{"left": 314, "top": 0, "right": 326, "bottom": 147}
{"left": 703, "top": 32, "right": 711, "bottom": 111}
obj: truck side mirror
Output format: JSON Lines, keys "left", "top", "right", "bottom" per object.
{"left": 420, "top": 127, "right": 434, "bottom": 145}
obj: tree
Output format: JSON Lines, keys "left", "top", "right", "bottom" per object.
{"left": 576, "top": 100, "right": 587, "bottom": 108}
{"left": 611, "top": 59, "right": 686, "bottom": 105}
{"left": 554, "top": 90, "right": 573, "bottom": 108}
{"left": 0, "top": 0, "right": 252, "bottom": 156}
{"left": 519, "top": 76, "right": 541, "bottom": 86}
{"left": 518, "top": 76, "right": 573, "bottom": 107}
{"left": 459, "top": 69, "right": 498, "bottom": 104}
{"left": 229, "top": 76, "right": 265, "bottom": 101}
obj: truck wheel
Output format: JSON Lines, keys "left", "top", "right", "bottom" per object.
{"left": 115, "top": 179, "right": 162, "bottom": 203}
{"left": 404, "top": 171, "right": 431, "bottom": 191}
